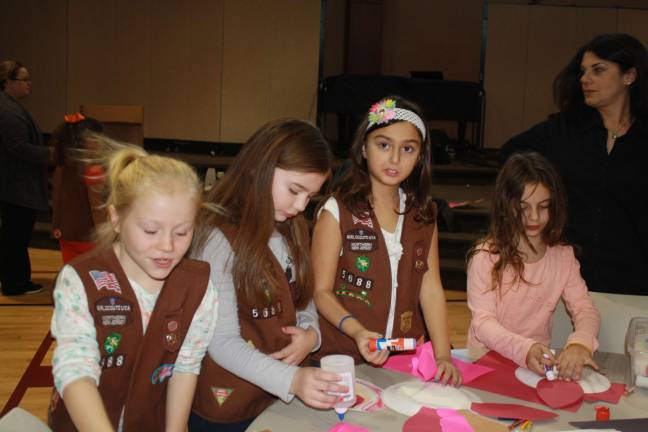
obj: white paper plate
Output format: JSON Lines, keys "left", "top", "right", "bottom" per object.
{"left": 382, "top": 380, "right": 481, "bottom": 416}
{"left": 514, "top": 366, "right": 610, "bottom": 394}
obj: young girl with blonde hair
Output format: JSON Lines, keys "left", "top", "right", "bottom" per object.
{"left": 49, "top": 140, "right": 217, "bottom": 431}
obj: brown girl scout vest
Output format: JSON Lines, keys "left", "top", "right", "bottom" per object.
{"left": 192, "top": 226, "right": 299, "bottom": 423}
{"left": 51, "top": 164, "right": 96, "bottom": 241}
{"left": 314, "top": 200, "right": 436, "bottom": 363}
{"left": 48, "top": 247, "right": 209, "bottom": 431}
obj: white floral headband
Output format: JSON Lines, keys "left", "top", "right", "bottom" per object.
{"left": 366, "top": 98, "right": 426, "bottom": 139}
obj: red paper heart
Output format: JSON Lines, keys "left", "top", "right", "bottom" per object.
{"left": 536, "top": 379, "right": 584, "bottom": 409}
{"left": 471, "top": 402, "right": 558, "bottom": 421}
{"left": 402, "top": 407, "right": 443, "bottom": 432}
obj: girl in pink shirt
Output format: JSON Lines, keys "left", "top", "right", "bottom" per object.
{"left": 467, "top": 152, "right": 600, "bottom": 381}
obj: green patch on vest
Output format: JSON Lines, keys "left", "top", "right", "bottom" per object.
{"left": 355, "top": 255, "right": 371, "bottom": 272}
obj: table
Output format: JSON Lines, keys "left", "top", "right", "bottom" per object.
{"left": 246, "top": 351, "right": 648, "bottom": 431}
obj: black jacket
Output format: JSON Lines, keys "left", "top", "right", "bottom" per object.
{"left": 0, "top": 90, "right": 49, "bottom": 211}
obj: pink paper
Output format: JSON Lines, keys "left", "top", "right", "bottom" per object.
{"left": 470, "top": 402, "right": 558, "bottom": 421}
{"left": 382, "top": 342, "right": 493, "bottom": 384}
{"left": 403, "top": 408, "right": 474, "bottom": 432}
{"left": 440, "top": 415, "right": 474, "bottom": 432}
{"left": 329, "top": 422, "right": 370, "bottom": 432}
{"left": 402, "top": 407, "right": 442, "bottom": 432}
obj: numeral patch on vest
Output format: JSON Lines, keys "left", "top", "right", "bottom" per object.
{"left": 340, "top": 268, "right": 373, "bottom": 290}
{"left": 344, "top": 228, "right": 378, "bottom": 252}
{"left": 250, "top": 301, "right": 283, "bottom": 320}
{"left": 100, "top": 354, "right": 125, "bottom": 369}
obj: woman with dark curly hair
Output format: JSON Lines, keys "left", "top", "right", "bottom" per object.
{"left": 501, "top": 33, "right": 648, "bottom": 295}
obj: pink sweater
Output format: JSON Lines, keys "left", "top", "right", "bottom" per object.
{"left": 467, "top": 244, "right": 600, "bottom": 367}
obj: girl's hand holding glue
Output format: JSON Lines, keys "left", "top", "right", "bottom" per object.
{"left": 542, "top": 351, "right": 557, "bottom": 381}
{"left": 526, "top": 343, "right": 556, "bottom": 377}
{"left": 369, "top": 338, "right": 417, "bottom": 352}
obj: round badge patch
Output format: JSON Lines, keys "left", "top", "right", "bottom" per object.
{"left": 103, "top": 332, "right": 121, "bottom": 354}
{"left": 355, "top": 255, "right": 371, "bottom": 272}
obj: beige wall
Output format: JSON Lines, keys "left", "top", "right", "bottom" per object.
{"left": 1, "top": 0, "right": 320, "bottom": 143}
{"left": 382, "top": 0, "right": 483, "bottom": 81}
{"left": 484, "top": 4, "right": 648, "bottom": 148}
{"left": 0, "top": 0, "right": 67, "bottom": 132}
{"left": 322, "top": 0, "right": 484, "bottom": 81}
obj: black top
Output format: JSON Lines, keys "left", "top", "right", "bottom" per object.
{"left": 0, "top": 91, "right": 49, "bottom": 211}
{"left": 501, "top": 109, "right": 648, "bottom": 295}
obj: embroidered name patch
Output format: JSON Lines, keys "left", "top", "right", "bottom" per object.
{"left": 344, "top": 228, "right": 378, "bottom": 252}
{"left": 95, "top": 296, "right": 133, "bottom": 327}
{"left": 89, "top": 270, "right": 121, "bottom": 294}
{"left": 151, "top": 363, "right": 174, "bottom": 384}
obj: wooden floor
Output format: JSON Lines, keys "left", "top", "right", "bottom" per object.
{"left": 0, "top": 248, "right": 471, "bottom": 423}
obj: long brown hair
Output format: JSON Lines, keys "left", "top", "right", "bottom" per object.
{"left": 467, "top": 152, "right": 567, "bottom": 294}
{"left": 335, "top": 95, "right": 436, "bottom": 223}
{"left": 193, "top": 118, "right": 332, "bottom": 308}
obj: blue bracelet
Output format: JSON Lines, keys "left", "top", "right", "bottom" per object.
{"left": 337, "top": 313, "right": 356, "bottom": 332}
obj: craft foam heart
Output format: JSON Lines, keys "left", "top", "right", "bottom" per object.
{"left": 382, "top": 380, "right": 481, "bottom": 416}
{"left": 536, "top": 378, "right": 584, "bottom": 409}
{"left": 515, "top": 366, "right": 610, "bottom": 394}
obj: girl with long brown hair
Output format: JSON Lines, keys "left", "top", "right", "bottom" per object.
{"left": 311, "top": 96, "right": 461, "bottom": 386}
{"left": 190, "top": 118, "right": 344, "bottom": 431}
{"left": 467, "top": 152, "right": 600, "bottom": 381}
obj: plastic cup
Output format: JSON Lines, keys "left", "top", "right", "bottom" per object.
{"left": 320, "top": 354, "right": 356, "bottom": 419}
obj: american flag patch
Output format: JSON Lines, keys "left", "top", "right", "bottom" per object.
{"left": 89, "top": 270, "right": 122, "bottom": 294}
{"left": 352, "top": 215, "right": 373, "bottom": 228}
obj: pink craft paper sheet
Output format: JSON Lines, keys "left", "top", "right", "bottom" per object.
{"left": 329, "top": 422, "right": 370, "bottom": 432}
{"left": 403, "top": 408, "right": 474, "bottom": 432}
{"left": 382, "top": 342, "right": 493, "bottom": 384}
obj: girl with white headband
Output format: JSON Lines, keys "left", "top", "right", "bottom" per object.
{"left": 312, "top": 96, "right": 461, "bottom": 386}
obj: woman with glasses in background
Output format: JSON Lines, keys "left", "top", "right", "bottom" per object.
{"left": 0, "top": 60, "right": 50, "bottom": 296}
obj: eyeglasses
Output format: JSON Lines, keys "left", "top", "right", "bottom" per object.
{"left": 13, "top": 78, "right": 31, "bottom": 82}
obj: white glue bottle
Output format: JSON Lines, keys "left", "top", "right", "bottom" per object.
{"left": 320, "top": 354, "right": 356, "bottom": 421}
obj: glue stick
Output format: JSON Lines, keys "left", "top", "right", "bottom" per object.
{"left": 369, "top": 338, "right": 416, "bottom": 352}
{"left": 320, "top": 354, "right": 356, "bottom": 421}
{"left": 542, "top": 350, "right": 557, "bottom": 381}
